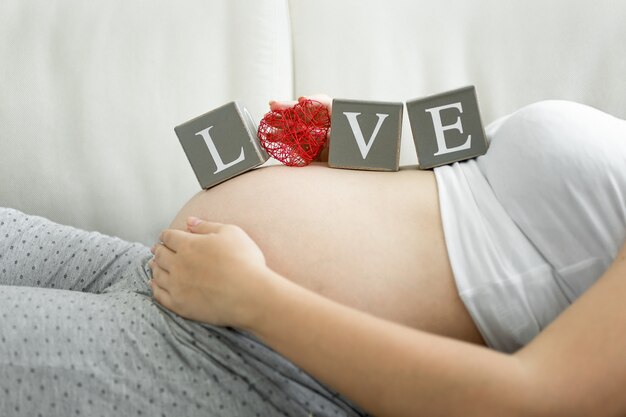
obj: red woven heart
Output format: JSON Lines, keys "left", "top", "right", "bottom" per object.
{"left": 257, "top": 99, "right": 331, "bottom": 167}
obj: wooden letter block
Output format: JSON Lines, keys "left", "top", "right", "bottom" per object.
{"left": 406, "top": 86, "right": 488, "bottom": 169}
{"left": 174, "top": 101, "right": 269, "bottom": 189}
{"left": 328, "top": 99, "right": 403, "bottom": 171}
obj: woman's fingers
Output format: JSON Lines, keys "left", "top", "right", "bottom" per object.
{"left": 149, "top": 278, "right": 174, "bottom": 310}
{"left": 157, "top": 220, "right": 223, "bottom": 252}
{"left": 186, "top": 217, "right": 224, "bottom": 234}
{"left": 269, "top": 99, "right": 298, "bottom": 111}
{"left": 299, "top": 94, "right": 333, "bottom": 113}
{"left": 152, "top": 243, "right": 175, "bottom": 272}
{"left": 158, "top": 229, "right": 186, "bottom": 251}
{"left": 149, "top": 259, "right": 171, "bottom": 286}
{"left": 270, "top": 95, "right": 333, "bottom": 114}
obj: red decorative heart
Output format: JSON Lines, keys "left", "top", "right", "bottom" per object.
{"left": 257, "top": 99, "right": 331, "bottom": 167}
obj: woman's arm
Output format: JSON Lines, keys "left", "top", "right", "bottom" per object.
{"left": 245, "top": 264, "right": 532, "bottom": 417}
{"left": 514, "top": 241, "right": 626, "bottom": 416}
{"left": 150, "top": 218, "right": 626, "bottom": 417}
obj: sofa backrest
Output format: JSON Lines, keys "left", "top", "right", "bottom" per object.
{"left": 1, "top": 0, "right": 624, "bottom": 244}
{"left": 290, "top": 0, "right": 626, "bottom": 166}
{"left": 0, "top": 0, "right": 292, "bottom": 244}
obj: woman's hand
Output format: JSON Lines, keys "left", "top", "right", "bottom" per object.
{"left": 148, "top": 216, "right": 279, "bottom": 328}
{"left": 269, "top": 94, "right": 333, "bottom": 162}
{"left": 269, "top": 93, "right": 333, "bottom": 113}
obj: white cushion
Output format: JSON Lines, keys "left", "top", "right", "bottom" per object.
{"left": 0, "top": 0, "right": 293, "bottom": 244}
{"left": 3, "top": 0, "right": 625, "bottom": 243}
{"left": 289, "top": 0, "right": 626, "bottom": 167}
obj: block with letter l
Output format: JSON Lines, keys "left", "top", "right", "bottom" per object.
{"left": 328, "top": 99, "right": 403, "bottom": 171}
{"left": 406, "top": 86, "right": 488, "bottom": 169}
{"left": 174, "top": 101, "right": 269, "bottom": 189}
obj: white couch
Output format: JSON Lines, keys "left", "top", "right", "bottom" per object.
{"left": 1, "top": 0, "right": 625, "bottom": 245}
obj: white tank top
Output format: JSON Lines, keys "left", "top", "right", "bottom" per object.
{"left": 433, "top": 100, "right": 626, "bottom": 352}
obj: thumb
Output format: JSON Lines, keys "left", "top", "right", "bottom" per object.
{"left": 186, "top": 216, "right": 223, "bottom": 234}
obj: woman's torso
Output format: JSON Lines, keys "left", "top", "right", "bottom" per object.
{"left": 170, "top": 163, "right": 486, "bottom": 346}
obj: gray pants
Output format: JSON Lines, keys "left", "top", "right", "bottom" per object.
{"left": 0, "top": 207, "right": 367, "bottom": 417}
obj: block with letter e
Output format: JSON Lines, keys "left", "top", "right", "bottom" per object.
{"left": 175, "top": 101, "right": 269, "bottom": 189}
{"left": 406, "top": 86, "right": 488, "bottom": 169}
{"left": 328, "top": 99, "right": 403, "bottom": 171}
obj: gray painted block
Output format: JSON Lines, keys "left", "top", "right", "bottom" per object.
{"left": 174, "top": 101, "right": 269, "bottom": 189}
{"left": 406, "top": 86, "right": 488, "bottom": 169}
{"left": 328, "top": 99, "right": 403, "bottom": 171}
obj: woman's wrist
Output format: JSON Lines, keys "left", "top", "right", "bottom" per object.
{"left": 236, "top": 266, "right": 293, "bottom": 333}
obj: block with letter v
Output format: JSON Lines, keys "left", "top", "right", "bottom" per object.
{"left": 328, "top": 99, "right": 403, "bottom": 171}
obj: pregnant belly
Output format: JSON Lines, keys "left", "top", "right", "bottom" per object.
{"left": 170, "top": 163, "right": 485, "bottom": 345}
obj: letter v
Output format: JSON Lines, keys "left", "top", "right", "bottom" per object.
{"left": 343, "top": 112, "right": 389, "bottom": 159}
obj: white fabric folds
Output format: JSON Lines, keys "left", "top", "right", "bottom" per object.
{"left": 435, "top": 100, "right": 626, "bottom": 352}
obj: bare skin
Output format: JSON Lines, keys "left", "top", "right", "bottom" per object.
{"left": 150, "top": 97, "right": 626, "bottom": 416}
{"left": 169, "top": 162, "right": 486, "bottom": 346}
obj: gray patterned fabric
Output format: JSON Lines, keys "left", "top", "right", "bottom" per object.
{"left": 0, "top": 207, "right": 367, "bottom": 417}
